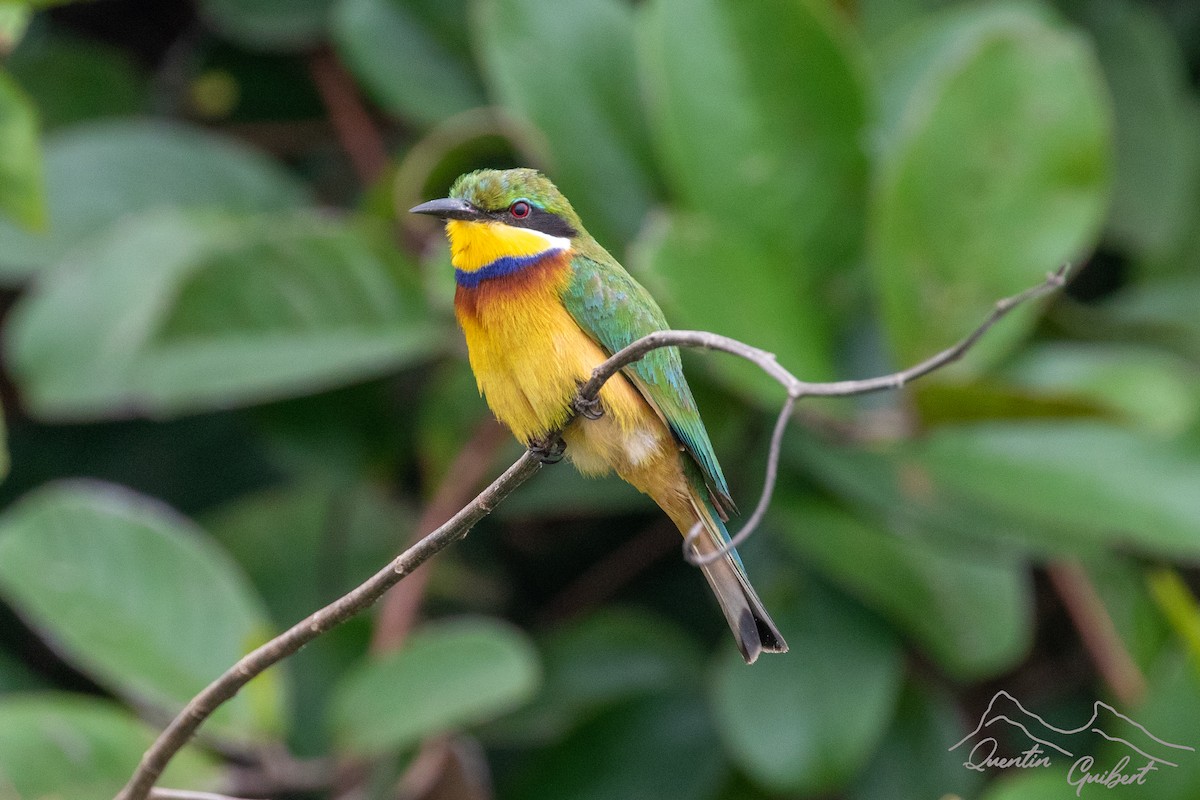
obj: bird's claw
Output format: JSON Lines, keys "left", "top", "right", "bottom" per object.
{"left": 529, "top": 435, "right": 566, "bottom": 464}
{"left": 573, "top": 393, "right": 604, "bottom": 420}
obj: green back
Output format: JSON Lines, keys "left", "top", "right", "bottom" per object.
{"left": 563, "top": 253, "right": 733, "bottom": 510}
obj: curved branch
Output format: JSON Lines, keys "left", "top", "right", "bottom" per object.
{"left": 625, "top": 265, "right": 1068, "bottom": 566}
{"left": 683, "top": 394, "right": 796, "bottom": 566}
{"left": 116, "top": 266, "right": 1067, "bottom": 800}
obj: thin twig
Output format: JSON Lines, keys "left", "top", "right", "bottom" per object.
{"left": 683, "top": 394, "right": 796, "bottom": 566}
{"left": 116, "top": 266, "right": 1067, "bottom": 800}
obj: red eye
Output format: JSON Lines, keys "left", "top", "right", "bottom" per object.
{"left": 510, "top": 200, "right": 531, "bottom": 219}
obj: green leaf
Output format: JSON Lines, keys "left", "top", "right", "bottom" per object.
{"left": 198, "top": 0, "right": 334, "bottom": 49}
{"left": 331, "top": 618, "right": 540, "bottom": 754}
{"left": 489, "top": 609, "right": 703, "bottom": 745}
{"left": 777, "top": 497, "right": 1032, "bottom": 679}
{"left": 0, "top": 649, "right": 45, "bottom": 693}
{"left": 1103, "top": 274, "right": 1200, "bottom": 361}
{"left": 871, "top": 2, "right": 1111, "bottom": 365}
{"left": 1086, "top": 556, "right": 1170, "bottom": 672}
{"left": 916, "top": 422, "right": 1200, "bottom": 559}
{"left": 474, "top": 0, "right": 659, "bottom": 248}
{"left": 849, "top": 681, "right": 983, "bottom": 800}
{"left": 8, "top": 34, "right": 146, "bottom": 130}
{"left": 0, "top": 694, "right": 219, "bottom": 800}
{"left": 0, "top": 5, "right": 31, "bottom": 54}
{"left": 206, "top": 482, "right": 415, "bottom": 626}
{"left": 785, "top": 429, "right": 1098, "bottom": 558}
{"left": 1148, "top": 568, "right": 1200, "bottom": 676}
{"left": 1101, "top": 650, "right": 1200, "bottom": 799}
{"left": 638, "top": 0, "right": 868, "bottom": 272}
{"left": 0, "top": 482, "right": 283, "bottom": 741}
{"left": 1139, "top": 163, "right": 1200, "bottom": 279}
{"left": 536, "top": 610, "right": 702, "bottom": 707}
{"left": 0, "top": 119, "right": 309, "bottom": 280}
{"left": 0, "top": 69, "right": 44, "bottom": 231}
{"left": 7, "top": 209, "right": 444, "bottom": 419}
{"left": 637, "top": 213, "right": 834, "bottom": 399}
{"left": 0, "top": 394, "right": 10, "bottom": 483}
{"left": 1071, "top": 0, "right": 1200, "bottom": 256}
{"left": 504, "top": 691, "right": 726, "bottom": 800}
{"left": 333, "top": 0, "right": 484, "bottom": 127}
{"left": 856, "top": 0, "right": 958, "bottom": 44}
{"left": 711, "top": 581, "right": 904, "bottom": 794}
{"left": 1006, "top": 342, "right": 1200, "bottom": 436}
{"left": 206, "top": 481, "right": 415, "bottom": 756}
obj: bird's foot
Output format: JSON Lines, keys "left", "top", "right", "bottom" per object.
{"left": 529, "top": 435, "right": 566, "bottom": 464}
{"left": 573, "top": 392, "right": 604, "bottom": 420}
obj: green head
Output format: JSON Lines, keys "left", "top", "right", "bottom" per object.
{"left": 411, "top": 168, "right": 585, "bottom": 240}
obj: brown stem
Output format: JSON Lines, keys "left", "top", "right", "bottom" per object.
{"left": 307, "top": 49, "right": 389, "bottom": 185}
{"left": 1047, "top": 560, "right": 1147, "bottom": 707}
{"left": 371, "top": 418, "right": 509, "bottom": 653}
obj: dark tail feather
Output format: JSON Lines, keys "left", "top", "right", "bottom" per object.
{"left": 687, "top": 487, "right": 787, "bottom": 664}
{"left": 697, "top": 546, "right": 788, "bottom": 663}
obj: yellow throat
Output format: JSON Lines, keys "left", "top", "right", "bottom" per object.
{"left": 446, "top": 219, "right": 570, "bottom": 273}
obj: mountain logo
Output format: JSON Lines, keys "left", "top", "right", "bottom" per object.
{"left": 950, "top": 690, "right": 1193, "bottom": 795}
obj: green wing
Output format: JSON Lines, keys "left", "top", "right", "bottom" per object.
{"left": 563, "top": 253, "right": 733, "bottom": 510}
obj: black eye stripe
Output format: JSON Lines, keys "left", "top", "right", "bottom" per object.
{"left": 488, "top": 205, "right": 578, "bottom": 238}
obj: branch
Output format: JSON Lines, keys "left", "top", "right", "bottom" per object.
{"left": 116, "top": 452, "right": 543, "bottom": 800}
{"left": 116, "top": 266, "right": 1067, "bottom": 800}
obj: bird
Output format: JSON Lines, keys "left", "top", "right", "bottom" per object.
{"left": 411, "top": 168, "right": 786, "bottom": 663}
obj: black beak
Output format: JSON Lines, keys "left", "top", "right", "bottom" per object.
{"left": 409, "top": 197, "right": 483, "bottom": 221}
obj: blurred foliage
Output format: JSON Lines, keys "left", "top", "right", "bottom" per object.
{"left": 0, "top": 0, "right": 1197, "bottom": 799}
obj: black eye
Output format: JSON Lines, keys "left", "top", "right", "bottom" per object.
{"left": 509, "top": 200, "right": 531, "bottom": 219}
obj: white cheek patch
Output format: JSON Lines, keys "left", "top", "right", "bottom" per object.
{"left": 522, "top": 227, "right": 572, "bottom": 251}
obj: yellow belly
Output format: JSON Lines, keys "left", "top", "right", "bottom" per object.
{"left": 457, "top": 283, "right": 687, "bottom": 513}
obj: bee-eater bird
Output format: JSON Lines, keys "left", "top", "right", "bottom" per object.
{"left": 411, "top": 168, "right": 786, "bottom": 663}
